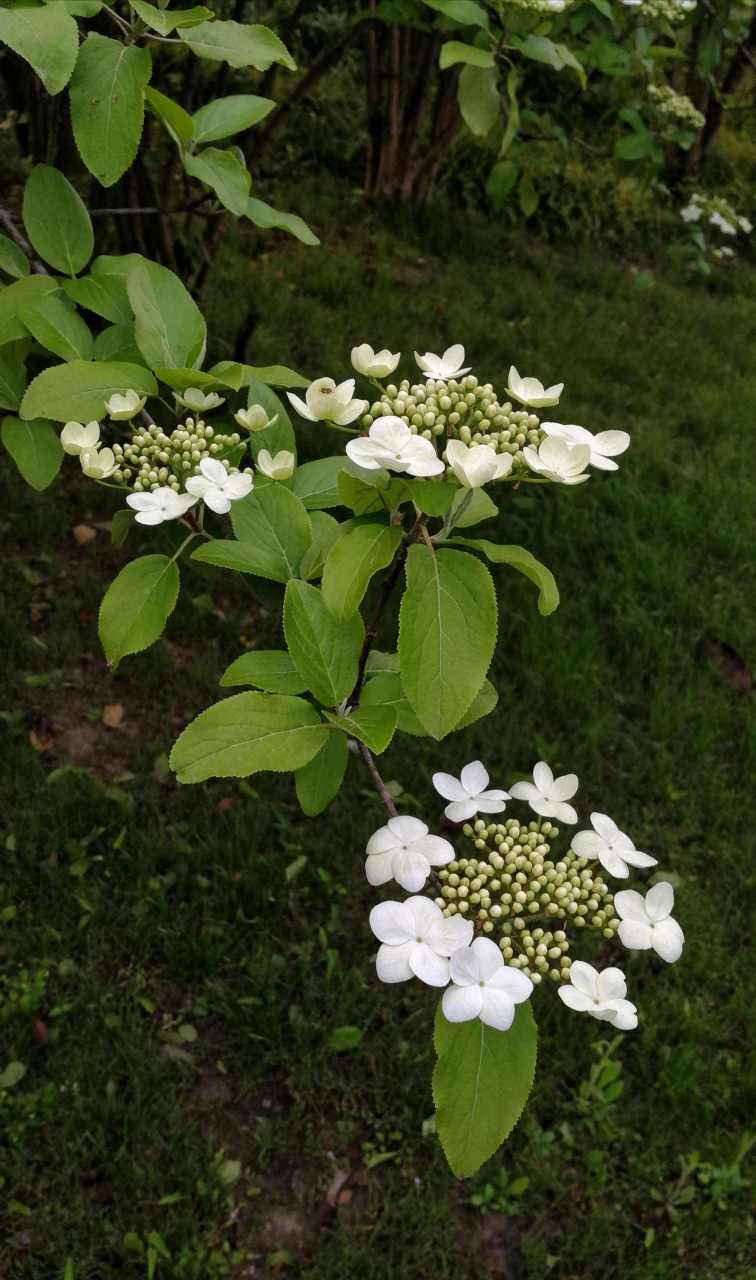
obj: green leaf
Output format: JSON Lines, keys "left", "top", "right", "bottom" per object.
{"left": 323, "top": 706, "right": 396, "bottom": 755}
{"left": 1, "top": 415, "right": 63, "bottom": 491}
{"left": 449, "top": 487, "right": 497, "bottom": 528}
{"left": 182, "top": 21, "right": 296, "bottom": 71}
{"left": 21, "top": 165, "right": 93, "bottom": 277}
{"left": 299, "top": 510, "right": 341, "bottom": 580}
{"left": 0, "top": 233, "right": 30, "bottom": 280}
{"left": 398, "top": 545, "right": 497, "bottom": 739}
{"left": 337, "top": 468, "right": 391, "bottom": 515}
{"left": 93, "top": 323, "right": 144, "bottom": 364}
{"left": 455, "top": 677, "right": 498, "bottom": 729}
{"left": 191, "top": 94, "right": 275, "bottom": 145}
{"left": 439, "top": 41, "right": 495, "bottom": 70}
{"left": 220, "top": 650, "right": 307, "bottom": 694}
{"left": 614, "top": 131, "right": 657, "bottom": 162}
{"left": 155, "top": 366, "right": 233, "bottom": 393}
{"left": 407, "top": 479, "right": 456, "bottom": 516}
{"left": 216, "top": 485, "right": 311, "bottom": 580}
{"left": 486, "top": 159, "right": 519, "bottom": 208}
{"left": 511, "top": 35, "right": 586, "bottom": 88}
{"left": 127, "top": 259, "right": 206, "bottom": 371}
{"left": 20, "top": 293, "right": 93, "bottom": 362}
{"left": 246, "top": 198, "right": 319, "bottom": 247}
{"left": 69, "top": 35, "right": 152, "bottom": 188}
{"left": 0, "top": 2, "right": 78, "bottom": 94}
{"left": 241, "top": 365, "right": 309, "bottom": 389}
{"left": 110, "top": 508, "right": 135, "bottom": 547}
{"left": 129, "top": 2, "right": 211, "bottom": 34}
{"left": 424, "top": 0, "right": 489, "bottom": 25}
{"left": 447, "top": 538, "right": 559, "bottom": 616}
{"left": 99, "top": 554, "right": 180, "bottom": 666}
{"left": 361, "top": 671, "right": 496, "bottom": 736}
{"left": 518, "top": 171, "right": 539, "bottom": 218}
{"left": 321, "top": 522, "right": 403, "bottom": 621}
{"left": 365, "top": 650, "right": 400, "bottom": 674}
{"left": 0, "top": 1061, "right": 26, "bottom": 1091}
{"left": 0, "top": 276, "right": 59, "bottom": 346}
{"left": 433, "top": 1001, "right": 537, "bottom": 1178}
{"left": 145, "top": 86, "right": 194, "bottom": 146}
{"left": 170, "top": 692, "right": 327, "bottom": 784}
{"left": 184, "top": 148, "right": 251, "bottom": 218}
{"left": 284, "top": 580, "right": 364, "bottom": 707}
{"left": 0, "top": 361, "right": 26, "bottom": 412}
{"left": 458, "top": 63, "right": 500, "bottom": 137}
{"left": 326, "top": 1025, "right": 363, "bottom": 1052}
{"left": 295, "top": 731, "right": 348, "bottom": 817}
{"left": 62, "top": 274, "right": 132, "bottom": 325}
{"left": 21, "top": 360, "right": 156, "bottom": 423}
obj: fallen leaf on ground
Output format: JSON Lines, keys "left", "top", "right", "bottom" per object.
{"left": 102, "top": 703, "right": 125, "bottom": 728}
{"left": 72, "top": 524, "right": 97, "bottom": 545}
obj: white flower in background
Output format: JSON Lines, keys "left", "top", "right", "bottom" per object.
{"left": 287, "top": 377, "right": 367, "bottom": 425}
{"left": 510, "top": 761, "right": 579, "bottom": 824}
{"left": 738, "top": 215, "right": 752, "bottom": 234}
{"left": 235, "top": 405, "right": 276, "bottom": 433}
{"left": 713, "top": 246, "right": 735, "bottom": 260}
{"left": 571, "top": 812, "right": 657, "bottom": 879}
{"left": 61, "top": 420, "right": 100, "bottom": 456}
{"left": 681, "top": 198, "right": 703, "bottom": 222}
{"left": 541, "top": 423, "right": 630, "bottom": 472}
{"left": 256, "top": 449, "right": 295, "bottom": 480}
{"left": 507, "top": 366, "right": 563, "bottom": 409}
{"left": 414, "top": 344, "right": 470, "bottom": 380}
{"left": 173, "top": 387, "right": 226, "bottom": 412}
{"left": 346, "top": 416, "right": 444, "bottom": 477}
{"left": 365, "top": 815, "right": 454, "bottom": 892}
{"left": 432, "top": 760, "right": 511, "bottom": 824}
{"left": 615, "top": 882, "right": 684, "bottom": 962}
{"left": 185, "top": 457, "right": 253, "bottom": 515}
{"left": 709, "top": 211, "right": 736, "bottom": 236}
{"left": 79, "top": 447, "right": 116, "bottom": 480}
{"left": 127, "top": 487, "right": 198, "bottom": 526}
{"left": 557, "top": 961, "right": 638, "bottom": 1030}
{"left": 105, "top": 390, "right": 146, "bottom": 420}
{"left": 522, "top": 437, "right": 591, "bottom": 485}
{"left": 369, "top": 897, "right": 473, "bottom": 986}
{"left": 442, "top": 937, "right": 533, "bottom": 1031}
{"left": 445, "top": 440, "right": 513, "bottom": 488}
{"left": 351, "top": 343, "right": 401, "bottom": 379}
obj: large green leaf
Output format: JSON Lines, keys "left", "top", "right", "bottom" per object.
{"left": 458, "top": 63, "right": 500, "bottom": 137}
{"left": 99, "top": 554, "right": 180, "bottom": 666}
{"left": 170, "top": 692, "right": 327, "bottom": 784}
{"left": 424, "top": 0, "right": 488, "bottom": 23}
{"left": 299, "top": 510, "right": 341, "bottom": 580}
{"left": 289, "top": 457, "right": 348, "bottom": 510}
{"left": 448, "top": 538, "right": 558, "bottom": 616}
{"left": 439, "top": 41, "right": 495, "bottom": 70}
{"left": 230, "top": 483, "right": 311, "bottom": 577}
{"left": 433, "top": 1002, "right": 537, "bottom": 1178}
{"left": 192, "top": 538, "right": 298, "bottom": 583}
{"left": 0, "top": 2, "right": 79, "bottom": 94}
{"left": 21, "top": 360, "right": 156, "bottom": 422}
{"left": 93, "top": 323, "right": 144, "bottom": 364}
{"left": 20, "top": 293, "right": 93, "bottom": 362}
{"left": 246, "top": 198, "right": 319, "bottom": 247}
{"left": 145, "top": 85, "right": 194, "bottom": 146}
{"left": 0, "top": 276, "right": 59, "bottom": 346}
{"left": 295, "top": 731, "right": 349, "bottom": 817}
{"left": 398, "top": 545, "right": 497, "bottom": 739}
{"left": 361, "top": 672, "right": 497, "bottom": 736}
{"left": 22, "top": 165, "right": 93, "bottom": 277}
{"left": 240, "top": 366, "right": 308, "bottom": 390}
{"left": 511, "top": 35, "right": 586, "bottom": 88}
{"left": 127, "top": 259, "right": 206, "bottom": 371}
{"left": 323, "top": 706, "right": 396, "bottom": 755}
{"left": 62, "top": 273, "right": 132, "bottom": 325}
{"left": 0, "top": 233, "right": 30, "bottom": 280}
{"left": 181, "top": 21, "right": 296, "bottom": 71}
{"left": 0, "top": 362, "right": 26, "bottom": 413}
{"left": 321, "top": 522, "right": 403, "bottom": 621}
{"left": 69, "top": 35, "right": 152, "bottom": 187}
{"left": 183, "top": 148, "right": 251, "bottom": 217}
{"left": 129, "top": 2, "right": 211, "bottom": 35}
{"left": 220, "top": 649, "right": 307, "bottom": 694}
{"left": 284, "top": 580, "right": 364, "bottom": 707}
{"left": 1, "top": 415, "right": 63, "bottom": 491}
{"left": 191, "top": 94, "right": 275, "bottom": 145}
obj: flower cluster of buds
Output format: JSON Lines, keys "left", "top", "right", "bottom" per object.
{"left": 110, "top": 418, "right": 244, "bottom": 492}
{"left": 648, "top": 83, "right": 705, "bottom": 134}
{"left": 680, "top": 192, "right": 751, "bottom": 238}
{"left": 622, "top": 0, "right": 696, "bottom": 20}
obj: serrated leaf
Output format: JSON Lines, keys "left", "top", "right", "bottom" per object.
{"left": 0, "top": 361, "right": 26, "bottom": 412}
{"left": 246, "top": 197, "right": 319, "bottom": 246}
{"left": 21, "top": 360, "right": 156, "bottom": 422}
{"left": 20, "top": 293, "right": 93, "bottom": 362}
{"left": 424, "top": 0, "right": 488, "bottom": 24}
{"left": 215, "top": 485, "right": 311, "bottom": 580}
{"left": 69, "top": 35, "right": 152, "bottom": 187}
{"left": 295, "top": 731, "right": 348, "bottom": 816}
{"left": 323, "top": 705, "right": 396, "bottom": 754}
{"left": 449, "top": 486, "right": 497, "bottom": 528}
{"left": 0, "top": 276, "right": 59, "bottom": 346}
{"left": 170, "top": 692, "right": 327, "bottom": 784}
{"left": 191, "top": 94, "right": 275, "bottom": 145}
{"left": 22, "top": 165, "right": 93, "bottom": 276}
{"left": 361, "top": 671, "right": 496, "bottom": 735}
{"left": 321, "top": 522, "right": 403, "bottom": 621}
{"left": 130, "top": 2, "right": 211, "bottom": 34}
{"left": 455, "top": 677, "right": 498, "bottom": 730}
{"left": 93, "top": 323, "right": 144, "bottom": 364}
{"left": 0, "top": 3, "right": 78, "bottom": 94}
{"left": 1, "top": 415, "right": 63, "bottom": 491}
{"left": 440, "top": 41, "right": 495, "bottom": 70}
{"left": 127, "top": 259, "right": 206, "bottom": 371}
{"left": 62, "top": 273, "right": 132, "bottom": 325}
{"left": 0, "top": 233, "right": 30, "bottom": 280}
{"left": 220, "top": 650, "right": 307, "bottom": 694}
{"left": 145, "top": 85, "right": 194, "bottom": 146}
{"left": 288, "top": 457, "right": 347, "bottom": 510}
{"left": 408, "top": 478, "right": 456, "bottom": 516}
{"left": 458, "top": 63, "right": 500, "bottom": 137}
{"left": 284, "top": 580, "right": 364, "bottom": 707}
{"left": 184, "top": 148, "right": 251, "bottom": 217}
{"left": 181, "top": 21, "right": 296, "bottom": 71}
{"left": 240, "top": 365, "right": 309, "bottom": 389}
{"left": 299, "top": 510, "right": 341, "bottom": 580}
{"left": 447, "top": 538, "right": 558, "bottom": 616}
{"left": 99, "top": 554, "right": 180, "bottom": 666}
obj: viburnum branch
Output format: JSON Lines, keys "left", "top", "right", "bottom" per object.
{"left": 359, "top": 742, "right": 398, "bottom": 818}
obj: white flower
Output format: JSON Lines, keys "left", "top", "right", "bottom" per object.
{"left": 432, "top": 760, "right": 511, "bottom": 824}
{"left": 235, "top": 405, "right": 276, "bottom": 432}
{"left": 709, "top": 211, "right": 736, "bottom": 236}
{"left": 737, "top": 215, "right": 752, "bottom": 234}
{"left": 126, "top": 487, "right": 198, "bottom": 526}
{"left": 614, "top": 882, "right": 684, "bottom": 962}
{"left": 287, "top": 377, "right": 367, "bottom": 426}
{"left": 369, "top": 897, "right": 473, "bottom": 986}
{"left": 173, "top": 387, "right": 226, "bottom": 412}
{"left": 185, "top": 457, "right": 253, "bottom": 515}
{"left": 522, "top": 437, "right": 591, "bottom": 485}
{"left": 558, "top": 961, "right": 637, "bottom": 1030}
{"left": 351, "top": 343, "right": 401, "bottom": 379}
{"left": 414, "top": 344, "right": 470, "bottom": 380}
{"left": 571, "top": 812, "right": 658, "bottom": 879}
{"left": 61, "top": 420, "right": 100, "bottom": 455}
{"left": 681, "top": 201, "right": 703, "bottom": 223}
{"left": 346, "top": 416, "right": 444, "bottom": 477}
{"left": 541, "top": 423, "right": 630, "bottom": 472}
{"left": 105, "top": 390, "right": 146, "bottom": 420}
{"left": 365, "top": 815, "right": 454, "bottom": 892}
{"left": 79, "top": 447, "right": 116, "bottom": 479}
{"left": 507, "top": 366, "right": 563, "bottom": 409}
{"left": 256, "top": 449, "right": 295, "bottom": 480}
{"left": 441, "top": 938, "right": 533, "bottom": 1031}
{"left": 510, "top": 761, "right": 579, "bottom": 824}
{"left": 445, "top": 440, "right": 513, "bottom": 488}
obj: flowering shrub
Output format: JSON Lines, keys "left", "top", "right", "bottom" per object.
{"left": 676, "top": 191, "right": 753, "bottom": 272}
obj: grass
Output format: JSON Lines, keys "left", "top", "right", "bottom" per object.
{"left": 1, "top": 191, "right": 755, "bottom": 1279}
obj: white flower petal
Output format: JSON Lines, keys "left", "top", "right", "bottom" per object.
{"left": 475, "top": 791, "right": 510, "bottom": 813}
{"left": 460, "top": 760, "right": 489, "bottom": 795}
{"left": 203, "top": 489, "right": 232, "bottom": 515}
{"left": 470, "top": 936, "right": 503, "bottom": 981}
{"left": 604, "top": 998, "right": 638, "bottom": 1031}
{"left": 488, "top": 966, "right": 533, "bottom": 1003}
{"left": 409, "top": 942, "right": 450, "bottom": 987}
{"left": 432, "top": 771, "right": 469, "bottom": 802}
{"left": 567, "top": 961, "right": 599, "bottom": 997}
{"left": 557, "top": 985, "right": 594, "bottom": 1013}
{"left": 613, "top": 889, "right": 647, "bottom": 922}
{"left": 426, "top": 915, "right": 474, "bottom": 957}
{"left": 376, "top": 940, "right": 415, "bottom": 983}
{"left": 365, "top": 851, "right": 394, "bottom": 886}
{"left": 617, "top": 919, "right": 653, "bottom": 951}
{"left": 651, "top": 917, "right": 684, "bottom": 963}
{"left": 480, "top": 987, "right": 516, "bottom": 1031}
{"left": 391, "top": 847, "right": 430, "bottom": 892}
{"left": 572, "top": 830, "right": 604, "bottom": 859}
{"left": 550, "top": 773, "right": 578, "bottom": 802}
{"left": 387, "top": 815, "right": 427, "bottom": 843}
{"left": 286, "top": 392, "right": 317, "bottom": 421}
{"left": 596, "top": 967, "right": 627, "bottom": 1002}
{"left": 533, "top": 761, "right": 554, "bottom": 792}
{"left": 444, "top": 799, "right": 478, "bottom": 824}
{"left": 369, "top": 899, "right": 414, "bottom": 945}
{"left": 414, "top": 834, "right": 454, "bottom": 867}
{"left": 442, "top": 983, "right": 483, "bottom": 1023}
{"left": 449, "top": 946, "right": 481, "bottom": 987}
{"left": 645, "top": 881, "right": 674, "bottom": 922}
{"left": 591, "top": 812, "right": 620, "bottom": 843}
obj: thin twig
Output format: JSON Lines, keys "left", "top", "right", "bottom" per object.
{"left": 359, "top": 743, "right": 398, "bottom": 817}
{"left": 0, "top": 207, "right": 46, "bottom": 273}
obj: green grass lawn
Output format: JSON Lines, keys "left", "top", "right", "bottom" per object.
{"left": 2, "top": 196, "right": 755, "bottom": 1279}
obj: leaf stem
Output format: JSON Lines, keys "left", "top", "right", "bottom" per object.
{"left": 358, "top": 743, "right": 398, "bottom": 818}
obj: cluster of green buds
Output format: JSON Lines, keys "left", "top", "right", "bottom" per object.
{"left": 636, "top": 0, "right": 696, "bottom": 21}
{"left": 648, "top": 83, "right": 705, "bottom": 134}
{"left": 110, "top": 417, "right": 243, "bottom": 491}
{"left": 360, "top": 375, "right": 544, "bottom": 470}
{"left": 433, "top": 816, "right": 619, "bottom": 984}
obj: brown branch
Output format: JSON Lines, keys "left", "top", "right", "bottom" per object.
{"left": 0, "top": 208, "right": 46, "bottom": 273}
{"left": 359, "top": 742, "right": 398, "bottom": 818}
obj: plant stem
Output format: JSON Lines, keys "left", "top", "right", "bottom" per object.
{"left": 359, "top": 743, "right": 398, "bottom": 818}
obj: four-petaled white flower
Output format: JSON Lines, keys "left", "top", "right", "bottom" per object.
{"left": 105, "top": 390, "right": 146, "bottom": 420}
{"left": 365, "top": 815, "right": 454, "bottom": 892}
{"left": 185, "top": 457, "right": 253, "bottom": 515}
{"left": 235, "top": 405, "right": 275, "bottom": 432}
{"left": 541, "top": 422, "right": 630, "bottom": 472}
{"left": 522, "top": 437, "right": 591, "bottom": 485}
{"left": 432, "top": 760, "right": 511, "bottom": 824}
{"left": 287, "top": 377, "right": 367, "bottom": 426}
{"left": 173, "top": 387, "right": 226, "bottom": 412}
{"left": 369, "top": 897, "right": 473, "bottom": 987}
{"left": 571, "top": 812, "right": 657, "bottom": 879}
{"left": 445, "top": 440, "right": 512, "bottom": 488}
{"left": 681, "top": 201, "right": 703, "bottom": 223}
{"left": 414, "top": 344, "right": 470, "bottom": 381}
{"left": 614, "top": 882, "right": 684, "bottom": 962}
{"left": 351, "top": 343, "right": 401, "bottom": 379}
{"left": 510, "top": 761, "right": 579, "bottom": 824}
{"left": 442, "top": 937, "right": 533, "bottom": 1031}
{"left": 61, "top": 420, "right": 100, "bottom": 456}
{"left": 127, "top": 487, "right": 198, "bottom": 526}
{"left": 557, "top": 961, "right": 638, "bottom": 1030}
{"left": 346, "top": 416, "right": 444, "bottom": 477}
{"left": 256, "top": 448, "right": 295, "bottom": 480}
{"left": 80, "top": 447, "right": 116, "bottom": 479}
{"left": 709, "top": 211, "right": 736, "bottom": 236}
{"left": 507, "top": 366, "right": 563, "bottom": 408}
